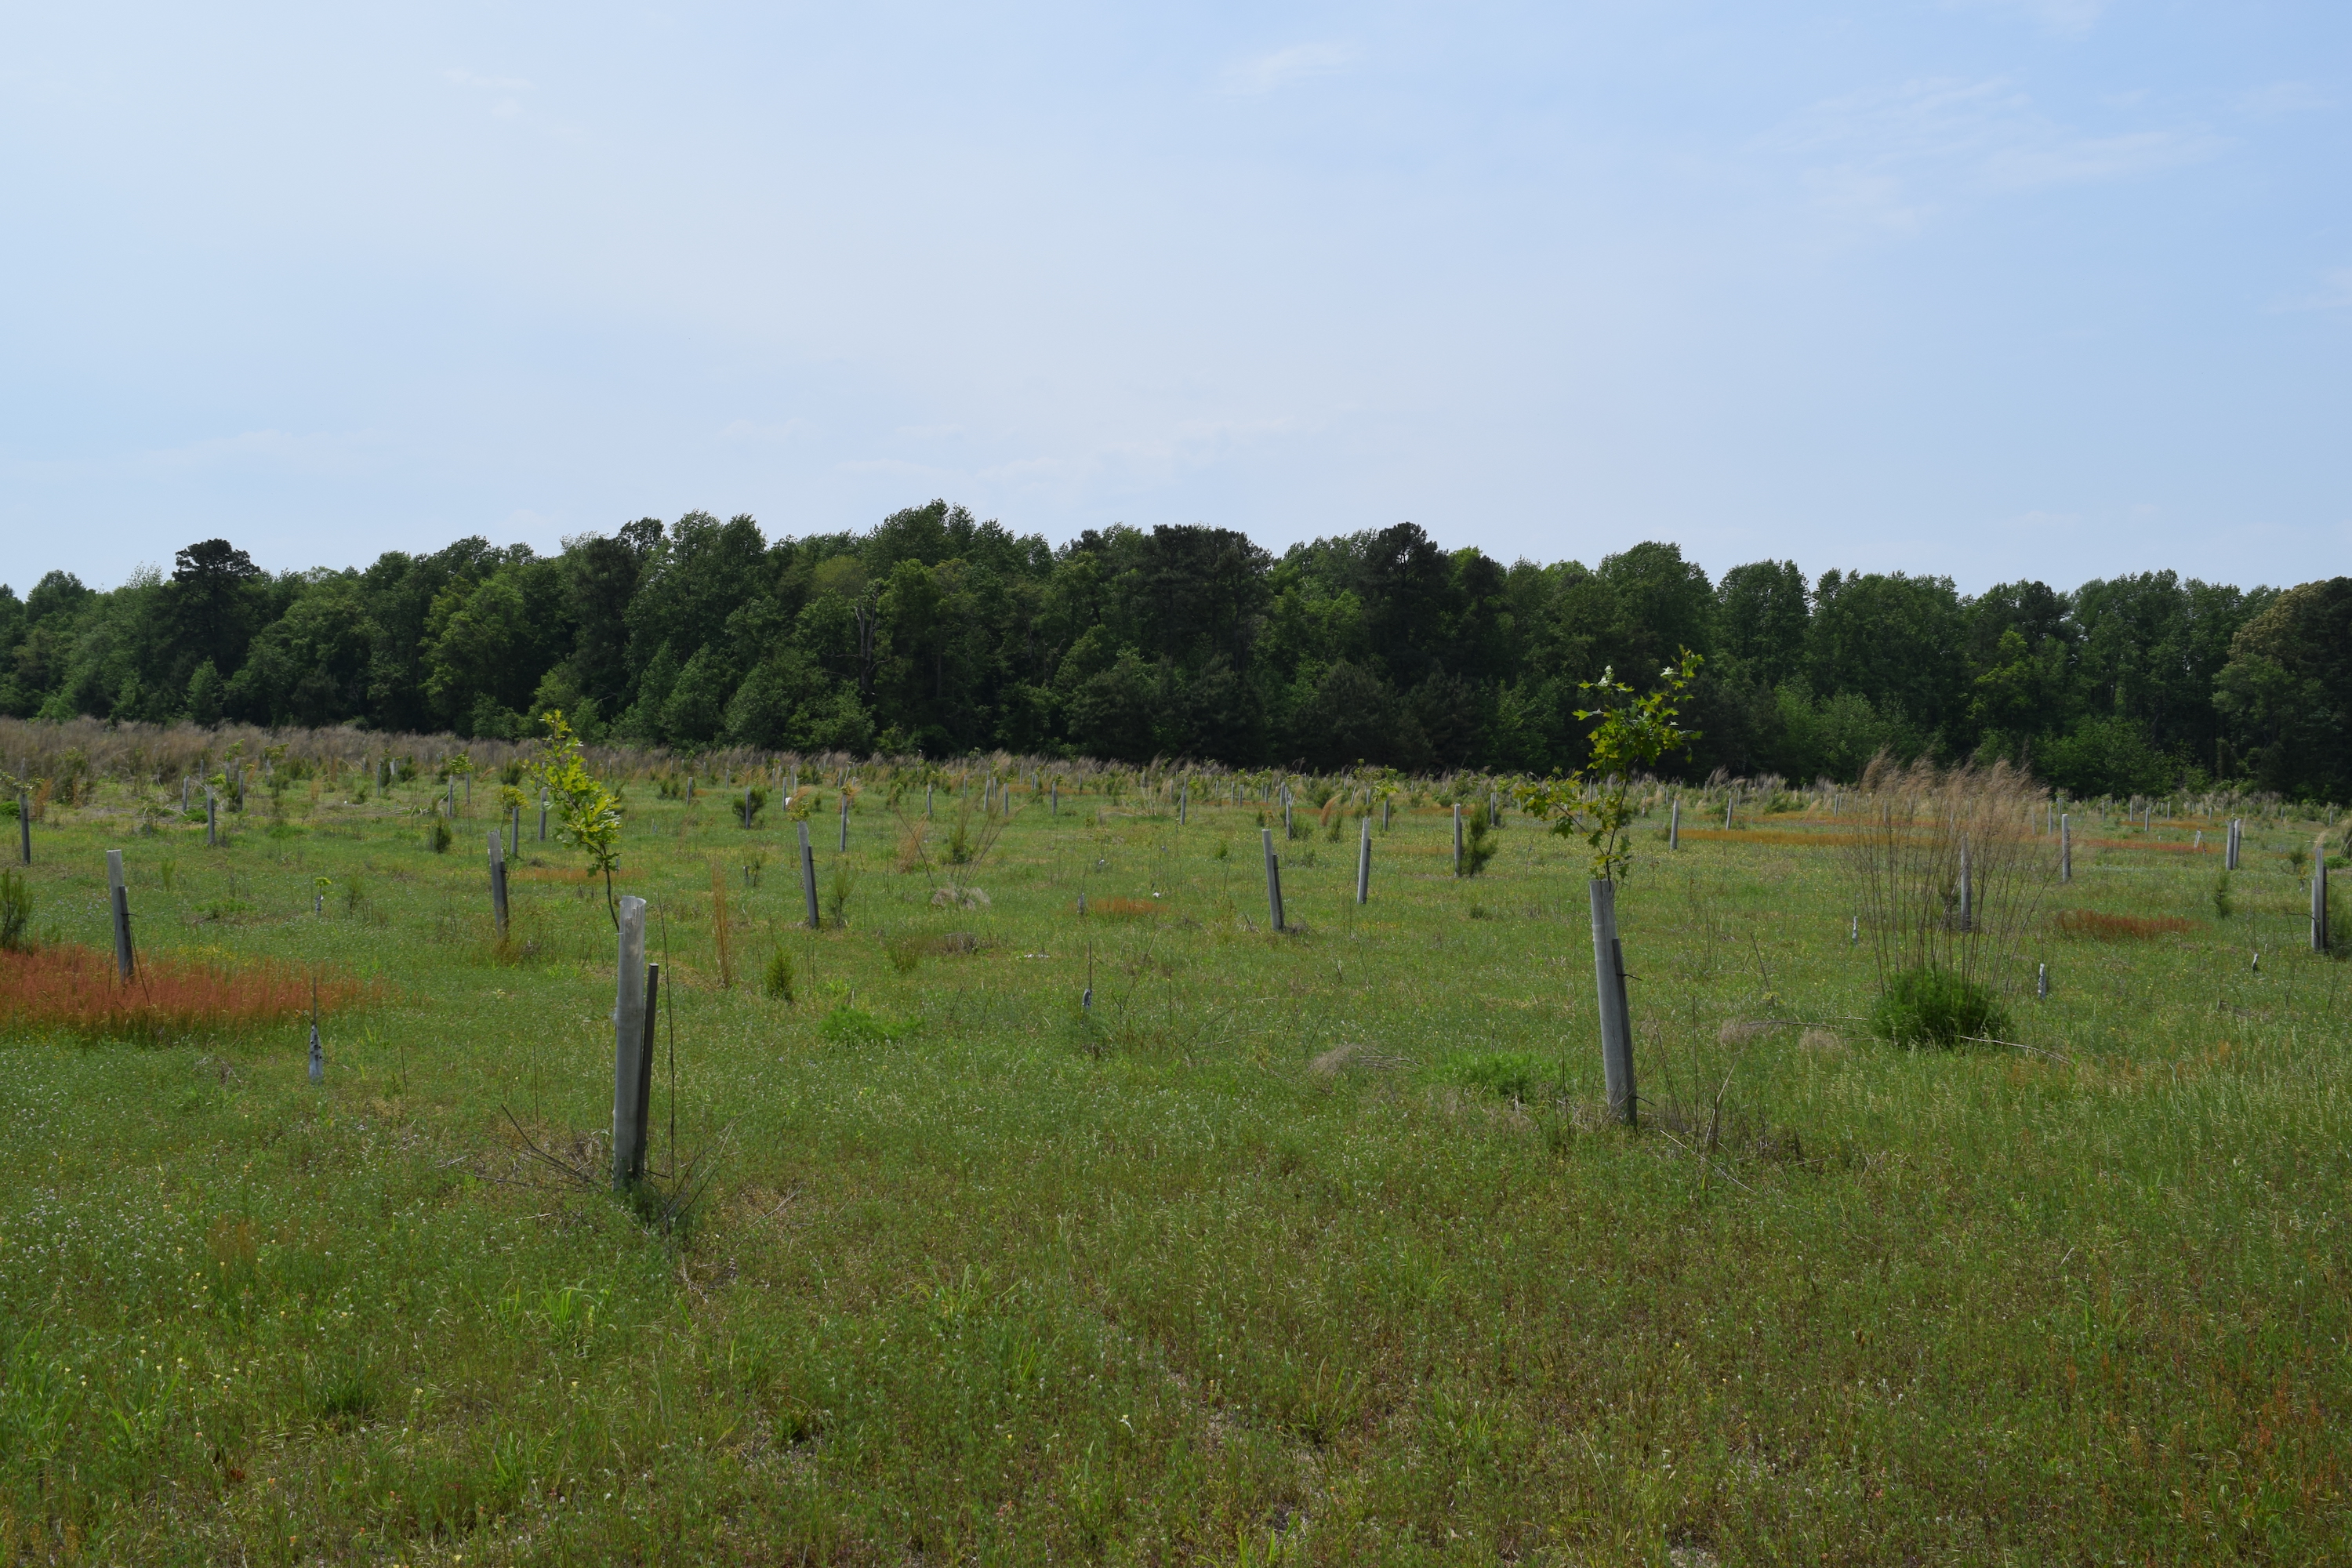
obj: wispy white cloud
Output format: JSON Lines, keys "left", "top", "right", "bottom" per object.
{"left": 444, "top": 67, "right": 533, "bottom": 121}
{"left": 1944, "top": 0, "right": 2111, "bottom": 41}
{"left": 137, "top": 429, "right": 390, "bottom": 475}
{"left": 1766, "top": 76, "right": 2220, "bottom": 233}
{"left": 716, "top": 418, "right": 811, "bottom": 445}
{"left": 444, "top": 68, "right": 533, "bottom": 93}
{"left": 2277, "top": 267, "right": 2352, "bottom": 314}
{"left": 2237, "top": 81, "right": 2332, "bottom": 118}
{"left": 1215, "top": 42, "right": 1356, "bottom": 96}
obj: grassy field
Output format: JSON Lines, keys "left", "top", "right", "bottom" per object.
{"left": 2, "top": 765, "right": 2347, "bottom": 1564}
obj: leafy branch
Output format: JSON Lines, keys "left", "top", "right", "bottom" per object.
{"left": 1515, "top": 650, "right": 1703, "bottom": 882}
{"left": 527, "top": 710, "right": 624, "bottom": 924}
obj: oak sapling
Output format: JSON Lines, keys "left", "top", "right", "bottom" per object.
{"left": 528, "top": 710, "right": 625, "bottom": 924}
{"left": 1515, "top": 651, "right": 1702, "bottom": 882}
{"left": 1515, "top": 651, "right": 1703, "bottom": 1128}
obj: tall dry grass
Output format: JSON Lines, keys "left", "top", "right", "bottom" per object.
{"left": 1840, "top": 755, "right": 2053, "bottom": 999}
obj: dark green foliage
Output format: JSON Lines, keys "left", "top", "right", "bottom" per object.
{"left": 3, "top": 514, "right": 2345, "bottom": 800}
{"left": 1871, "top": 966, "right": 2012, "bottom": 1047}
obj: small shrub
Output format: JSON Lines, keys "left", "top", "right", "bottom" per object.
{"left": 1870, "top": 966, "right": 2010, "bottom": 1047}
{"left": 825, "top": 862, "right": 855, "bottom": 927}
{"left": 736, "top": 786, "right": 768, "bottom": 829}
{"left": 2211, "top": 875, "right": 2234, "bottom": 920}
{"left": 1459, "top": 814, "right": 1498, "bottom": 877}
{"left": 1438, "top": 1049, "right": 1555, "bottom": 1102}
{"left": 426, "top": 815, "right": 453, "bottom": 854}
{"left": 762, "top": 949, "right": 796, "bottom": 1002}
{"left": 0, "top": 870, "right": 31, "bottom": 951}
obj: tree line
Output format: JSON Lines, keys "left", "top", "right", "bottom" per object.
{"left": 2, "top": 503, "right": 2344, "bottom": 801}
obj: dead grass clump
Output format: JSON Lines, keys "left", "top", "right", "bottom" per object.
{"left": 0, "top": 945, "right": 369, "bottom": 1038}
{"left": 2054, "top": 909, "right": 2193, "bottom": 941}
{"left": 1089, "top": 897, "right": 1159, "bottom": 919}
{"left": 1308, "top": 1042, "right": 1407, "bottom": 1076}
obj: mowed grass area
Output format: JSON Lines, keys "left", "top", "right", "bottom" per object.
{"left": 2, "top": 776, "right": 2347, "bottom": 1565}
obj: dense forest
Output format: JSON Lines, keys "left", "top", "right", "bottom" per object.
{"left": 2, "top": 504, "right": 2345, "bottom": 801}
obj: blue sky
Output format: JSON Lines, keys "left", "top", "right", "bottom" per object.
{"left": 2, "top": 2, "right": 2345, "bottom": 594}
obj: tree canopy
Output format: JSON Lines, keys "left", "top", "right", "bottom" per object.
{"left": 2, "top": 502, "right": 2338, "bottom": 800}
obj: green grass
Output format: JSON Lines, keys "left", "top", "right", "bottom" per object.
{"left": 2, "top": 777, "right": 2349, "bottom": 1563}
{"left": 1867, "top": 966, "right": 2011, "bottom": 1047}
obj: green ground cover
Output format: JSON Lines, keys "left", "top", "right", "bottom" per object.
{"left": 2, "top": 769, "right": 2347, "bottom": 1564}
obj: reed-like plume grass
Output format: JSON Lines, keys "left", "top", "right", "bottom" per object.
{"left": 1842, "top": 754, "right": 2052, "bottom": 1004}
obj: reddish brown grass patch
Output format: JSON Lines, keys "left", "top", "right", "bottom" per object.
{"left": 2053, "top": 909, "right": 2193, "bottom": 941}
{"left": 1678, "top": 829, "right": 1862, "bottom": 848}
{"left": 1087, "top": 897, "right": 1161, "bottom": 919}
{"left": 0, "top": 944, "right": 371, "bottom": 1038}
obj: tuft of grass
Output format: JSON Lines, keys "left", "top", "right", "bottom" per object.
{"left": 821, "top": 1004, "right": 911, "bottom": 1045}
{"left": 1870, "top": 964, "right": 2011, "bottom": 1047}
{"left": 1436, "top": 1048, "right": 1556, "bottom": 1101}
